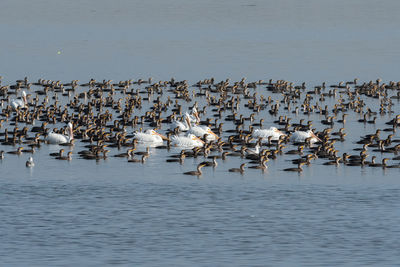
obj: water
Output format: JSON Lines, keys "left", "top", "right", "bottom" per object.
{"left": 2, "top": 0, "right": 400, "bottom": 266}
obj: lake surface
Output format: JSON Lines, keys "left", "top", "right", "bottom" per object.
{"left": 1, "top": 0, "right": 400, "bottom": 266}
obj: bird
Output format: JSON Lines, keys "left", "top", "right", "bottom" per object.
{"left": 248, "top": 157, "right": 269, "bottom": 170}
{"left": 170, "top": 112, "right": 193, "bottom": 131}
{"left": 171, "top": 133, "right": 205, "bottom": 148}
{"left": 128, "top": 154, "right": 149, "bottom": 163}
{"left": 252, "top": 127, "right": 286, "bottom": 141}
{"left": 10, "top": 90, "right": 27, "bottom": 110}
{"left": 229, "top": 163, "right": 246, "bottom": 173}
{"left": 55, "top": 151, "right": 73, "bottom": 161}
{"left": 166, "top": 151, "right": 186, "bottom": 164}
{"left": 47, "top": 122, "right": 74, "bottom": 144}
{"left": 188, "top": 125, "right": 219, "bottom": 141}
{"left": 7, "top": 147, "right": 24, "bottom": 155}
{"left": 290, "top": 130, "right": 321, "bottom": 143}
{"left": 183, "top": 163, "right": 206, "bottom": 176}
{"left": 25, "top": 156, "right": 34, "bottom": 167}
{"left": 369, "top": 158, "right": 389, "bottom": 168}
{"left": 199, "top": 156, "right": 218, "bottom": 167}
{"left": 133, "top": 129, "right": 168, "bottom": 144}
{"left": 283, "top": 162, "right": 306, "bottom": 172}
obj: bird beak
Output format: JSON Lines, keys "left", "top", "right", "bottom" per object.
{"left": 311, "top": 132, "right": 321, "bottom": 142}
{"left": 185, "top": 117, "right": 191, "bottom": 128}
{"left": 192, "top": 136, "right": 205, "bottom": 144}
{"left": 275, "top": 128, "right": 285, "bottom": 136}
{"left": 207, "top": 129, "right": 219, "bottom": 139}
{"left": 194, "top": 111, "right": 200, "bottom": 123}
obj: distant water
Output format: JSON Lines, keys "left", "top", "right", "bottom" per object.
{"left": 2, "top": 0, "right": 400, "bottom": 266}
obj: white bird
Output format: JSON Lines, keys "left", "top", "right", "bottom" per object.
{"left": 133, "top": 129, "right": 168, "bottom": 144}
{"left": 190, "top": 106, "right": 201, "bottom": 124}
{"left": 10, "top": 91, "right": 27, "bottom": 110}
{"left": 291, "top": 130, "right": 321, "bottom": 143}
{"left": 47, "top": 122, "right": 74, "bottom": 144}
{"left": 245, "top": 144, "right": 261, "bottom": 155}
{"left": 170, "top": 113, "right": 192, "bottom": 131}
{"left": 252, "top": 127, "right": 285, "bottom": 141}
{"left": 171, "top": 133, "right": 205, "bottom": 148}
{"left": 188, "top": 125, "right": 219, "bottom": 141}
{"left": 26, "top": 157, "right": 34, "bottom": 167}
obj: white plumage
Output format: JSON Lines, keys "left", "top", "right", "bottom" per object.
{"left": 170, "top": 113, "right": 192, "bottom": 131}
{"left": 47, "top": 122, "right": 74, "bottom": 144}
{"left": 188, "top": 125, "right": 219, "bottom": 141}
{"left": 252, "top": 127, "right": 285, "bottom": 141}
{"left": 134, "top": 129, "right": 167, "bottom": 144}
{"left": 26, "top": 157, "right": 35, "bottom": 167}
{"left": 246, "top": 144, "right": 260, "bottom": 155}
{"left": 290, "top": 130, "right": 321, "bottom": 143}
{"left": 171, "top": 133, "right": 204, "bottom": 148}
{"left": 10, "top": 91, "right": 27, "bottom": 110}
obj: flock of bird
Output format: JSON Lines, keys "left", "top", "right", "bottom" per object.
{"left": 1, "top": 76, "right": 400, "bottom": 177}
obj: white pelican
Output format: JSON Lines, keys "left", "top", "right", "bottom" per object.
{"left": 291, "top": 130, "right": 321, "bottom": 143}
{"left": 170, "top": 112, "right": 192, "bottom": 131}
{"left": 188, "top": 125, "right": 219, "bottom": 141}
{"left": 252, "top": 127, "right": 285, "bottom": 141}
{"left": 171, "top": 133, "right": 205, "bottom": 148}
{"left": 10, "top": 91, "right": 27, "bottom": 110}
{"left": 26, "top": 157, "right": 34, "bottom": 167}
{"left": 190, "top": 107, "right": 201, "bottom": 124}
{"left": 133, "top": 129, "right": 168, "bottom": 144}
{"left": 47, "top": 122, "right": 74, "bottom": 144}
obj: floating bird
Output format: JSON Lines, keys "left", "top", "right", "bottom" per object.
{"left": 171, "top": 133, "right": 205, "bottom": 148}
{"left": 133, "top": 129, "right": 168, "bottom": 144}
{"left": 291, "top": 130, "right": 321, "bottom": 143}
{"left": 47, "top": 122, "right": 74, "bottom": 144}
{"left": 25, "top": 156, "right": 34, "bottom": 167}
{"left": 229, "top": 163, "right": 246, "bottom": 173}
{"left": 283, "top": 162, "right": 305, "bottom": 172}
{"left": 10, "top": 90, "right": 27, "bottom": 110}
{"left": 183, "top": 163, "right": 206, "bottom": 176}
{"left": 252, "top": 127, "right": 286, "bottom": 141}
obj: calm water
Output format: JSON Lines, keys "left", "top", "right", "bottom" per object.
{"left": 2, "top": 0, "right": 400, "bottom": 266}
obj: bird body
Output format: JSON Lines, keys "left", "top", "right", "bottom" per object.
{"left": 183, "top": 163, "right": 206, "bottom": 176}
{"left": 47, "top": 123, "right": 74, "bottom": 144}
{"left": 291, "top": 130, "right": 321, "bottom": 143}
{"left": 10, "top": 91, "right": 27, "bottom": 110}
{"left": 133, "top": 129, "right": 167, "bottom": 144}
{"left": 170, "top": 113, "right": 192, "bottom": 131}
{"left": 171, "top": 133, "right": 204, "bottom": 148}
{"left": 188, "top": 125, "right": 219, "bottom": 141}
{"left": 252, "top": 127, "right": 285, "bottom": 141}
